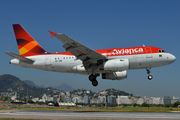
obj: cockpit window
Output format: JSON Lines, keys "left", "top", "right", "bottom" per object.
{"left": 159, "top": 50, "right": 166, "bottom": 53}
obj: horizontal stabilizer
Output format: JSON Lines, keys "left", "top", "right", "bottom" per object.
{"left": 4, "top": 52, "right": 34, "bottom": 63}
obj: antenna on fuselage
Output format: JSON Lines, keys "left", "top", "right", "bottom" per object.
{"left": 143, "top": 44, "right": 145, "bottom": 47}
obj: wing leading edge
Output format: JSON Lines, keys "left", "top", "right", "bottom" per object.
{"left": 49, "top": 31, "right": 107, "bottom": 69}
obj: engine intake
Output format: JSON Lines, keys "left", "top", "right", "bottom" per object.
{"left": 102, "top": 71, "right": 127, "bottom": 80}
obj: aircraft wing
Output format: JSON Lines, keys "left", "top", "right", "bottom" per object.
{"left": 49, "top": 31, "right": 107, "bottom": 68}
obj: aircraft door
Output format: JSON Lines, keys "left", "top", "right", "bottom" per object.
{"left": 145, "top": 47, "right": 152, "bottom": 58}
{"left": 45, "top": 55, "right": 51, "bottom": 66}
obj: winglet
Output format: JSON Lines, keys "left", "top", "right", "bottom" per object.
{"left": 49, "top": 31, "right": 57, "bottom": 38}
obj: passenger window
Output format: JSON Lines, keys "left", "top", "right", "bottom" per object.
{"left": 63, "top": 57, "right": 65, "bottom": 59}
{"left": 69, "top": 57, "right": 71, "bottom": 59}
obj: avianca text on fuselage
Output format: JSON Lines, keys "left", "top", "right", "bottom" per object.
{"left": 5, "top": 24, "right": 176, "bottom": 87}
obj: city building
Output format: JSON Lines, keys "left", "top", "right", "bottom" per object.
{"left": 171, "top": 96, "right": 179, "bottom": 104}
{"left": 83, "top": 95, "right": 89, "bottom": 104}
{"left": 108, "top": 96, "right": 116, "bottom": 104}
{"left": 136, "top": 98, "right": 144, "bottom": 105}
{"left": 117, "top": 96, "right": 131, "bottom": 105}
{"left": 98, "top": 96, "right": 106, "bottom": 103}
{"left": 90, "top": 98, "right": 101, "bottom": 104}
{"left": 163, "top": 96, "right": 171, "bottom": 105}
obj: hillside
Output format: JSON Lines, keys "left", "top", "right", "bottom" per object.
{"left": 24, "top": 80, "right": 74, "bottom": 92}
{"left": 0, "top": 74, "right": 61, "bottom": 98}
{"left": 24, "top": 80, "right": 39, "bottom": 88}
{"left": 50, "top": 83, "right": 74, "bottom": 92}
{"left": 0, "top": 74, "right": 133, "bottom": 99}
{"left": 0, "top": 74, "right": 20, "bottom": 90}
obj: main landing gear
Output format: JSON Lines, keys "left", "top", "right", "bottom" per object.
{"left": 89, "top": 74, "right": 99, "bottom": 87}
{"left": 146, "top": 68, "right": 153, "bottom": 80}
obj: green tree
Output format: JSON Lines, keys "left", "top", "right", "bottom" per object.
{"left": 141, "top": 102, "right": 150, "bottom": 107}
{"left": 164, "top": 104, "right": 172, "bottom": 107}
{"left": 173, "top": 102, "right": 180, "bottom": 107}
{"left": 28, "top": 100, "right": 34, "bottom": 104}
{"left": 54, "top": 102, "right": 59, "bottom": 107}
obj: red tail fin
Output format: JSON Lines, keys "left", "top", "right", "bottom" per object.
{"left": 13, "top": 24, "right": 48, "bottom": 57}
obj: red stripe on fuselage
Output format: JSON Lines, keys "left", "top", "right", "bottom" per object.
{"left": 44, "top": 46, "right": 164, "bottom": 57}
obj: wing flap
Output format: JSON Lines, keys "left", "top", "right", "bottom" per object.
{"left": 4, "top": 52, "right": 34, "bottom": 63}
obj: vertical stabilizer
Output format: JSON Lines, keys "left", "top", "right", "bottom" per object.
{"left": 13, "top": 24, "right": 47, "bottom": 57}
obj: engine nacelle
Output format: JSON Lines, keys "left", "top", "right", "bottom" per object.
{"left": 102, "top": 71, "right": 127, "bottom": 80}
{"left": 72, "top": 64, "right": 86, "bottom": 73}
{"left": 99, "top": 59, "right": 129, "bottom": 71}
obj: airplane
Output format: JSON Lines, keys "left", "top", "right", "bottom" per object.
{"left": 5, "top": 24, "right": 176, "bottom": 87}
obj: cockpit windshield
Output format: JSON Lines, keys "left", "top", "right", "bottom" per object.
{"left": 159, "top": 50, "right": 166, "bottom": 53}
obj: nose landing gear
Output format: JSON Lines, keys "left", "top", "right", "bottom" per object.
{"left": 148, "top": 74, "right": 153, "bottom": 80}
{"left": 89, "top": 74, "right": 99, "bottom": 86}
{"left": 146, "top": 68, "right": 153, "bottom": 80}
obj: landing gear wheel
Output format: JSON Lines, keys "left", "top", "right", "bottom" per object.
{"left": 89, "top": 74, "right": 96, "bottom": 81}
{"left": 148, "top": 75, "right": 153, "bottom": 80}
{"left": 146, "top": 68, "right": 153, "bottom": 80}
{"left": 92, "top": 80, "right": 98, "bottom": 86}
{"left": 89, "top": 74, "right": 99, "bottom": 86}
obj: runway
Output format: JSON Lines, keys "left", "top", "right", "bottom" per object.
{"left": 0, "top": 110, "right": 180, "bottom": 120}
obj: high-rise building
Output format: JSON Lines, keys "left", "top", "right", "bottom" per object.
{"left": 117, "top": 96, "right": 131, "bottom": 105}
{"left": 163, "top": 96, "right": 171, "bottom": 105}
{"left": 108, "top": 96, "right": 116, "bottom": 104}
{"left": 171, "top": 96, "right": 179, "bottom": 104}
{"left": 98, "top": 96, "right": 106, "bottom": 103}
{"left": 84, "top": 95, "right": 89, "bottom": 104}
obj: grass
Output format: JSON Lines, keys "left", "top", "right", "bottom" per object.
{"left": 1, "top": 106, "right": 180, "bottom": 112}
{"left": 0, "top": 118, "right": 38, "bottom": 120}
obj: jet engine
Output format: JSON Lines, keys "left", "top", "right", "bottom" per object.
{"left": 99, "top": 59, "right": 129, "bottom": 71}
{"left": 102, "top": 70, "right": 127, "bottom": 80}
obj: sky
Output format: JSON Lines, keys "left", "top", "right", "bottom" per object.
{"left": 0, "top": 0, "right": 180, "bottom": 98}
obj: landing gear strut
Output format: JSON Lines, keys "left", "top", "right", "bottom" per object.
{"left": 146, "top": 68, "right": 153, "bottom": 80}
{"left": 89, "top": 74, "right": 99, "bottom": 86}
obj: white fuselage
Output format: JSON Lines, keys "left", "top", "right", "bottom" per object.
{"left": 10, "top": 52, "right": 176, "bottom": 74}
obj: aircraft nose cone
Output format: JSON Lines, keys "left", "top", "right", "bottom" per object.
{"left": 169, "top": 54, "right": 176, "bottom": 63}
